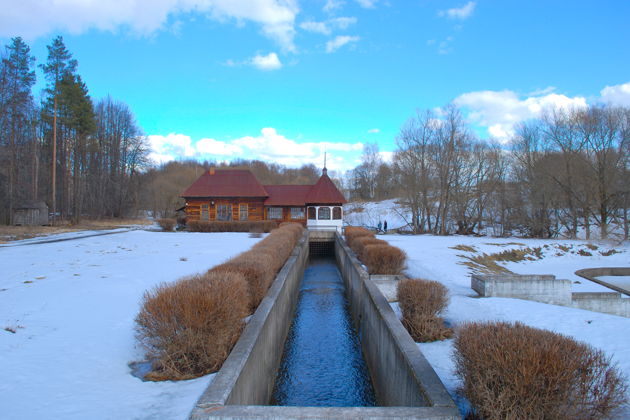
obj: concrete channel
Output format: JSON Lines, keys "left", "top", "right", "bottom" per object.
{"left": 189, "top": 230, "right": 459, "bottom": 419}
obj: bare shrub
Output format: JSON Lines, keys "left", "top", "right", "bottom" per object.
{"left": 397, "top": 278, "right": 453, "bottom": 342}
{"left": 212, "top": 252, "right": 275, "bottom": 311}
{"left": 362, "top": 244, "right": 406, "bottom": 274}
{"left": 344, "top": 226, "right": 374, "bottom": 248}
{"left": 187, "top": 220, "right": 278, "bottom": 233}
{"left": 135, "top": 271, "right": 249, "bottom": 380}
{"left": 157, "top": 218, "right": 176, "bottom": 232}
{"left": 352, "top": 236, "right": 387, "bottom": 260}
{"left": 453, "top": 321, "right": 628, "bottom": 420}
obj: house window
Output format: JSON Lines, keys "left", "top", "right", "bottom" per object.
{"left": 307, "top": 207, "right": 316, "bottom": 220}
{"left": 291, "top": 207, "right": 305, "bottom": 219}
{"left": 333, "top": 206, "right": 342, "bottom": 220}
{"left": 318, "top": 207, "right": 331, "bottom": 220}
{"left": 217, "top": 204, "right": 232, "bottom": 221}
{"left": 268, "top": 207, "right": 283, "bottom": 220}
{"left": 239, "top": 204, "right": 248, "bottom": 221}
{"left": 201, "top": 204, "right": 209, "bottom": 221}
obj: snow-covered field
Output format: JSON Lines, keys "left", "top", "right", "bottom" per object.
{"left": 382, "top": 233, "right": 630, "bottom": 417}
{"left": 0, "top": 230, "right": 261, "bottom": 420}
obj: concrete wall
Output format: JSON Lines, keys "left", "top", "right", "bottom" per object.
{"left": 334, "top": 233, "right": 459, "bottom": 416}
{"left": 471, "top": 274, "right": 572, "bottom": 305}
{"left": 571, "top": 292, "right": 630, "bottom": 317}
{"left": 191, "top": 231, "right": 309, "bottom": 415}
{"left": 472, "top": 273, "right": 630, "bottom": 318}
{"left": 575, "top": 267, "right": 630, "bottom": 297}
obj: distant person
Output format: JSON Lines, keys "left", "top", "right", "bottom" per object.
{"left": 383, "top": 220, "right": 388, "bottom": 233}
{"left": 377, "top": 221, "right": 382, "bottom": 232}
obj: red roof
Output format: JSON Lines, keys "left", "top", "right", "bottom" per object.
{"left": 181, "top": 169, "right": 268, "bottom": 198}
{"left": 264, "top": 185, "right": 311, "bottom": 206}
{"left": 181, "top": 168, "right": 346, "bottom": 205}
{"left": 305, "top": 172, "right": 347, "bottom": 204}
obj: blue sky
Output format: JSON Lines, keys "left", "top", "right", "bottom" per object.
{"left": 2, "top": 0, "right": 629, "bottom": 171}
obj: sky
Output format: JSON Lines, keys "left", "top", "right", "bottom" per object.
{"left": 1, "top": 0, "right": 629, "bottom": 171}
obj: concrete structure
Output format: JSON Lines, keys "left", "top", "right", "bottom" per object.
{"left": 575, "top": 267, "right": 630, "bottom": 296}
{"left": 369, "top": 274, "right": 404, "bottom": 302}
{"left": 190, "top": 231, "right": 459, "bottom": 419}
{"left": 471, "top": 274, "right": 572, "bottom": 305}
{"left": 472, "top": 273, "right": 630, "bottom": 318}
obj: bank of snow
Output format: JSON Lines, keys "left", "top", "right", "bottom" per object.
{"left": 383, "top": 234, "right": 630, "bottom": 418}
{"left": 0, "top": 230, "right": 260, "bottom": 420}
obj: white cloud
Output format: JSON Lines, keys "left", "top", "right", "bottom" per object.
{"left": 148, "top": 127, "right": 364, "bottom": 171}
{"left": 323, "top": 0, "right": 345, "bottom": 13}
{"left": 250, "top": 52, "right": 283, "bottom": 70}
{"left": 600, "top": 81, "right": 630, "bottom": 106}
{"left": 367, "top": 128, "right": 380, "bottom": 133}
{"left": 325, "top": 35, "right": 360, "bottom": 53}
{"left": 355, "top": 0, "right": 378, "bottom": 8}
{"left": 300, "top": 16, "right": 356, "bottom": 35}
{"left": 438, "top": 1, "right": 476, "bottom": 20}
{"left": 453, "top": 89, "right": 588, "bottom": 142}
{"left": 1, "top": 0, "right": 299, "bottom": 51}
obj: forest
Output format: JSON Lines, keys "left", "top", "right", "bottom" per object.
{"left": 0, "top": 36, "right": 628, "bottom": 239}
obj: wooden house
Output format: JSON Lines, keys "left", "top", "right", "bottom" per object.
{"left": 181, "top": 167, "right": 346, "bottom": 231}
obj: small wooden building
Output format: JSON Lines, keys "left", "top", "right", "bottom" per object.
{"left": 13, "top": 201, "right": 49, "bottom": 226}
{"left": 181, "top": 167, "right": 346, "bottom": 231}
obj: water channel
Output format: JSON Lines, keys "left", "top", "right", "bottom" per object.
{"left": 271, "top": 258, "right": 377, "bottom": 407}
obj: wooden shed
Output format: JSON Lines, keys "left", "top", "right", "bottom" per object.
{"left": 13, "top": 201, "right": 49, "bottom": 226}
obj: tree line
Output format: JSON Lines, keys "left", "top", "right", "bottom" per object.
{"left": 0, "top": 36, "right": 149, "bottom": 225}
{"left": 348, "top": 104, "right": 630, "bottom": 240}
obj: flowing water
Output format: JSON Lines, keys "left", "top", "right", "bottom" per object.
{"left": 271, "top": 258, "right": 377, "bottom": 407}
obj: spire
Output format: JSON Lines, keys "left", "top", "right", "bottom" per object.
{"left": 323, "top": 152, "right": 328, "bottom": 175}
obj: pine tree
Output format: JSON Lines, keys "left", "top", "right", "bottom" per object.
{"left": 40, "top": 36, "right": 77, "bottom": 223}
{"left": 0, "top": 37, "right": 36, "bottom": 223}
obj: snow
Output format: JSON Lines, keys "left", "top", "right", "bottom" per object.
{"left": 344, "top": 199, "right": 409, "bottom": 230}
{"left": 0, "top": 230, "right": 261, "bottom": 420}
{"left": 383, "top": 233, "right": 630, "bottom": 418}
{"left": 597, "top": 276, "right": 630, "bottom": 293}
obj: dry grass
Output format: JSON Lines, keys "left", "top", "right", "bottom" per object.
{"left": 136, "top": 271, "right": 249, "bottom": 380}
{"left": 157, "top": 218, "right": 176, "bottom": 232}
{"left": 362, "top": 244, "right": 406, "bottom": 275}
{"left": 397, "top": 278, "right": 453, "bottom": 342}
{"left": 459, "top": 247, "right": 543, "bottom": 275}
{"left": 450, "top": 244, "right": 477, "bottom": 252}
{"left": 0, "top": 217, "right": 151, "bottom": 243}
{"left": 453, "top": 321, "right": 628, "bottom": 420}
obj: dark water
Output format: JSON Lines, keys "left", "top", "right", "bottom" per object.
{"left": 271, "top": 258, "right": 377, "bottom": 407}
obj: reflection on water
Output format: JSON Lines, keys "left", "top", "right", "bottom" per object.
{"left": 271, "top": 259, "right": 377, "bottom": 407}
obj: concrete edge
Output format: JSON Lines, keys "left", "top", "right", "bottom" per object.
{"left": 575, "top": 268, "right": 630, "bottom": 297}
{"left": 192, "top": 231, "right": 309, "bottom": 410}
{"left": 193, "top": 405, "right": 459, "bottom": 419}
{"left": 335, "top": 233, "right": 458, "bottom": 411}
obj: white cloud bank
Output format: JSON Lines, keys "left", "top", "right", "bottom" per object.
{"left": 439, "top": 1, "right": 476, "bottom": 20}
{"left": 453, "top": 81, "right": 630, "bottom": 142}
{"left": 148, "top": 127, "right": 364, "bottom": 171}
{"left": 0, "top": 0, "right": 299, "bottom": 51}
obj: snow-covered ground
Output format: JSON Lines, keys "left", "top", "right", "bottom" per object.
{"left": 0, "top": 230, "right": 261, "bottom": 420}
{"left": 382, "top": 233, "right": 630, "bottom": 418}
{"left": 598, "top": 276, "right": 630, "bottom": 292}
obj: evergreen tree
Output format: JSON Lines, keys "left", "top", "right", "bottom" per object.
{"left": 0, "top": 37, "right": 36, "bottom": 223}
{"left": 40, "top": 36, "right": 77, "bottom": 223}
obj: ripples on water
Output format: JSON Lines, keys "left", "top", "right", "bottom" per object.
{"left": 271, "top": 258, "right": 377, "bottom": 407}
